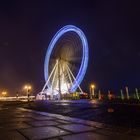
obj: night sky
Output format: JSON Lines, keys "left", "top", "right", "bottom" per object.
{"left": 0, "top": 0, "right": 140, "bottom": 95}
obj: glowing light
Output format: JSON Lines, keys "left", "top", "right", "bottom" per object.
{"left": 28, "top": 86, "right": 31, "bottom": 90}
{"left": 59, "top": 83, "right": 69, "bottom": 94}
{"left": 44, "top": 25, "right": 89, "bottom": 92}
{"left": 0, "top": 96, "right": 35, "bottom": 101}
{"left": 24, "top": 85, "right": 32, "bottom": 90}
{"left": 91, "top": 84, "right": 95, "bottom": 89}
{"left": 23, "top": 84, "right": 32, "bottom": 94}
{"left": 90, "top": 83, "right": 95, "bottom": 99}
{"left": 24, "top": 85, "right": 28, "bottom": 89}
{"left": 2, "top": 91, "right": 7, "bottom": 96}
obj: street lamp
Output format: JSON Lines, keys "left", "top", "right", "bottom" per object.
{"left": 24, "top": 85, "right": 32, "bottom": 101}
{"left": 2, "top": 91, "right": 7, "bottom": 97}
{"left": 90, "top": 84, "right": 95, "bottom": 99}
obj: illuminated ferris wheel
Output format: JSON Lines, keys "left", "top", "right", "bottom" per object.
{"left": 39, "top": 25, "right": 88, "bottom": 100}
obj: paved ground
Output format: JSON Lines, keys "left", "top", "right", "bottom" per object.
{"left": 0, "top": 105, "right": 140, "bottom": 140}
{"left": 24, "top": 100, "right": 140, "bottom": 128}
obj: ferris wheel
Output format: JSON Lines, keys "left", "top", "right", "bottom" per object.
{"left": 39, "top": 25, "right": 88, "bottom": 100}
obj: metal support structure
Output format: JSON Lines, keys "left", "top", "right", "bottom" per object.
{"left": 66, "top": 64, "right": 83, "bottom": 93}
{"left": 66, "top": 64, "right": 73, "bottom": 89}
{"left": 60, "top": 62, "right": 70, "bottom": 94}
{"left": 57, "top": 59, "right": 62, "bottom": 100}
{"left": 41, "top": 60, "right": 58, "bottom": 94}
{"left": 40, "top": 59, "right": 84, "bottom": 100}
{"left": 51, "top": 62, "right": 58, "bottom": 99}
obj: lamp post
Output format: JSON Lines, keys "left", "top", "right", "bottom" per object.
{"left": 125, "top": 86, "right": 129, "bottom": 100}
{"left": 98, "top": 90, "right": 101, "bottom": 100}
{"left": 120, "top": 89, "right": 124, "bottom": 100}
{"left": 90, "top": 84, "right": 95, "bottom": 99}
{"left": 24, "top": 85, "right": 32, "bottom": 101}
{"left": 135, "top": 88, "right": 139, "bottom": 100}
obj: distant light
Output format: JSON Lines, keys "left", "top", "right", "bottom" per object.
{"left": 91, "top": 84, "right": 95, "bottom": 89}
{"left": 2, "top": 91, "right": 7, "bottom": 96}
{"left": 28, "top": 86, "right": 32, "bottom": 90}
{"left": 23, "top": 84, "right": 32, "bottom": 91}
{"left": 24, "top": 85, "right": 28, "bottom": 89}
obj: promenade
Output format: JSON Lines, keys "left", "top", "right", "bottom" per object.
{"left": 0, "top": 105, "right": 139, "bottom": 140}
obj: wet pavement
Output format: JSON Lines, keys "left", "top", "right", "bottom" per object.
{"left": 0, "top": 103, "right": 140, "bottom": 140}
{"left": 25, "top": 100, "right": 140, "bottom": 128}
